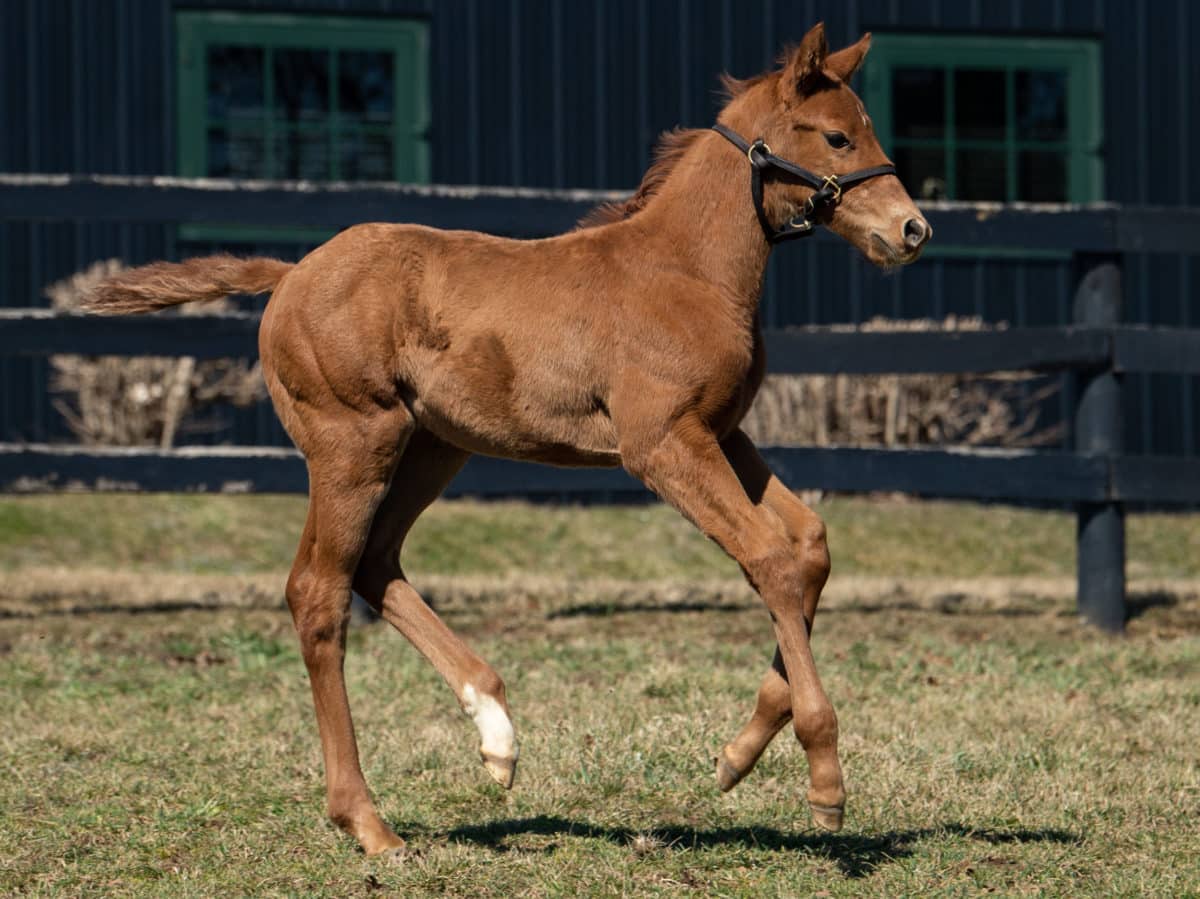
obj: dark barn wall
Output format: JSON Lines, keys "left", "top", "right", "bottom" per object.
{"left": 2, "top": 0, "right": 1198, "bottom": 454}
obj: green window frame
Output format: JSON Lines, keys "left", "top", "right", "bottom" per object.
{"left": 863, "top": 34, "right": 1103, "bottom": 207}
{"left": 175, "top": 11, "right": 429, "bottom": 243}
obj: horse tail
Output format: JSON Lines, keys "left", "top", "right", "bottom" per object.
{"left": 83, "top": 255, "right": 294, "bottom": 315}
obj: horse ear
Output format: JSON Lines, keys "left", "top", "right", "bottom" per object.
{"left": 826, "top": 32, "right": 872, "bottom": 82}
{"left": 778, "top": 22, "right": 829, "bottom": 101}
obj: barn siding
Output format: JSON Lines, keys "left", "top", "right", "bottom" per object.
{"left": 1, "top": 0, "right": 1197, "bottom": 454}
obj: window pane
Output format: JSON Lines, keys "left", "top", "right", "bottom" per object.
{"left": 339, "top": 132, "right": 393, "bottom": 180}
{"left": 892, "top": 68, "right": 944, "bottom": 140}
{"left": 207, "top": 127, "right": 265, "bottom": 177}
{"left": 339, "top": 51, "right": 394, "bottom": 123}
{"left": 894, "top": 146, "right": 947, "bottom": 200}
{"left": 1019, "top": 151, "right": 1067, "bottom": 201}
{"left": 955, "top": 69, "right": 1007, "bottom": 141}
{"left": 1016, "top": 70, "right": 1068, "bottom": 142}
{"left": 207, "top": 46, "right": 264, "bottom": 120}
{"left": 957, "top": 149, "right": 1007, "bottom": 200}
{"left": 274, "top": 49, "right": 330, "bottom": 121}
{"left": 275, "top": 131, "right": 331, "bottom": 180}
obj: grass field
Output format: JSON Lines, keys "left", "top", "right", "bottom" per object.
{"left": 1, "top": 495, "right": 1198, "bottom": 896}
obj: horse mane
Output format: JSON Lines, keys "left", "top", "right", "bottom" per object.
{"left": 576, "top": 127, "right": 706, "bottom": 229}
{"left": 577, "top": 66, "right": 787, "bottom": 230}
{"left": 718, "top": 71, "right": 770, "bottom": 100}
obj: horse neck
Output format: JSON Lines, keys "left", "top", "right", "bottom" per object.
{"left": 633, "top": 130, "right": 772, "bottom": 320}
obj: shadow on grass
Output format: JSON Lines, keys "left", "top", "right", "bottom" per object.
{"left": 831, "top": 595, "right": 1053, "bottom": 618}
{"left": 430, "top": 815, "right": 1080, "bottom": 879}
{"left": 1125, "top": 590, "right": 1179, "bottom": 621}
{"left": 546, "top": 600, "right": 754, "bottom": 619}
{"left": 0, "top": 599, "right": 238, "bottom": 619}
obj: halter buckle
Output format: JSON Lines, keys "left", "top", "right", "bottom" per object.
{"left": 747, "top": 139, "right": 772, "bottom": 169}
{"left": 710, "top": 124, "right": 898, "bottom": 244}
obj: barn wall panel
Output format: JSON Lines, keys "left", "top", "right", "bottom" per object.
{"left": 1, "top": 0, "right": 1197, "bottom": 453}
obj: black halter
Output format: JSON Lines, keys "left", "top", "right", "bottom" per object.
{"left": 711, "top": 123, "right": 897, "bottom": 244}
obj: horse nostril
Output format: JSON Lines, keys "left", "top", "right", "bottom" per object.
{"left": 903, "top": 218, "right": 930, "bottom": 249}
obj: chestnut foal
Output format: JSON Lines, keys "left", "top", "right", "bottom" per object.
{"left": 87, "top": 24, "right": 929, "bottom": 855}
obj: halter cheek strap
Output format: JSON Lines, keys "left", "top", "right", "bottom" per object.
{"left": 711, "top": 123, "right": 898, "bottom": 244}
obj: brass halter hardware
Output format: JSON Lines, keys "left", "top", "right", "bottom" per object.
{"left": 712, "top": 124, "right": 897, "bottom": 244}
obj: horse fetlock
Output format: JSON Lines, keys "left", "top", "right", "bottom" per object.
{"left": 462, "top": 683, "right": 518, "bottom": 788}
{"left": 329, "top": 803, "right": 405, "bottom": 856}
{"left": 806, "top": 763, "right": 847, "bottom": 832}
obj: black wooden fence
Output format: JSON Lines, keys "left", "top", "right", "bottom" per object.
{"left": 3, "top": 174, "right": 1200, "bottom": 632}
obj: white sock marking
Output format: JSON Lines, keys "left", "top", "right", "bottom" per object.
{"left": 462, "top": 684, "right": 516, "bottom": 760}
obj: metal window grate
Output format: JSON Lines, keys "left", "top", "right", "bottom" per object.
{"left": 864, "top": 34, "right": 1103, "bottom": 205}
{"left": 174, "top": 12, "right": 430, "bottom": 245}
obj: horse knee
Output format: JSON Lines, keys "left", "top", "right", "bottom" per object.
{"left": 796, "top": 514, "right": 830, "bottom": 584}
{"left": 295, "top": 614, "right": 347, "bottom": 659}
{"left": 287, "top": 571, "right": 351, "bottom": 657}
{"left": 746, "top": 540, "right": 808, "bottom": 608}
{"left": 285, "top": 556, "right": 312, "bottom": 610}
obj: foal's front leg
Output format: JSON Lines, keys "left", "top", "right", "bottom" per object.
{"left": 713, "top": 431, "right": 838, "bottom": 825}
{"left": 623, "top": 419, "right": 845, "bottom": 831}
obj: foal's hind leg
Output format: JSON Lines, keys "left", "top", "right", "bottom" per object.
{"left": 352, "top": 430, "right": 518, "bottom": 788}
{"left": 714, "top": 431, "right": 833, "bottom": 823}
{"left": 285, "top": 410, "right": 412, "bottom": 856}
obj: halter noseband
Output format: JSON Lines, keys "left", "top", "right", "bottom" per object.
{"left": 711, "top": 123, "right": 897, "bottom": 244}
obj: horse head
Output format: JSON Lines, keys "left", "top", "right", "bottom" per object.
{"left": 719, "top": 23, "right": 932, "bottom": 266}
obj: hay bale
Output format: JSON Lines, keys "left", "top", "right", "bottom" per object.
{"left": 46, "top": 260, "right": 265, "bottom": 447}
{"left": 742, "top": 316, "right": 1063, "bottom": 450}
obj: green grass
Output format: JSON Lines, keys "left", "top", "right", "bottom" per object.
{"left": 1, "top": 589, "right": 1197, "bottom": 896}
{"left": 0, "top": 495, "right": 1198, "bottom": 895}
{"left": 3, "top": 493, "right": 1200, "bottom": 579}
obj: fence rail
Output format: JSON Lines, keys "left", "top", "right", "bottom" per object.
{"left": 4, "top": 307, "right": 1200, "bottom": 633}
{"left": 5, "top": 174, "right": 1200, "bottom": 632}
{"left": 7, "top": 309, "right": 1200, "bottom": 375}
{"left": 0, "top": 442, "right": 1112, "bottom": 501}
{"left": 3, "top": 313, "right": 1198, "bottom": 499}
{"left": 5, "top": 173, "right": 1200, "bottom": 252}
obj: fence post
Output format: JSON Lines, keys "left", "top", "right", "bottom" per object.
{"left": 1073, "top": 253, "right": 1125, "bottom": 632}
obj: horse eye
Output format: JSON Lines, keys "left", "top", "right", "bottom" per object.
{"left": 824, "top": 131, "right": 850, "bottom": 149}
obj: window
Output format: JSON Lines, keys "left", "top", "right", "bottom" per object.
{"left": 863, "top": 35, "right": 1102, "bottom": 204}
{"left": 175, "top": 12, "right": 429, "bottom": 241}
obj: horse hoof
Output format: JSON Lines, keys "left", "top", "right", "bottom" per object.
{"left": 482, "top": 751, "right": 517, "bottom": 789}
{"left": 810, "top": 802, "right": 844, "bottom": 833}
{"left": 363, "top": 834, "right": 408, "bottom": 858}
{"left": 379, "top": 844, "right": 414, "bottom": 864}
{"left": 715, "top": 750, "right": 745, "bottom": 792}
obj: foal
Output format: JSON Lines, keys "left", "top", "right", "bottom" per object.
{"left": 87, "top": 23, "right": 929, "bottom": 855}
